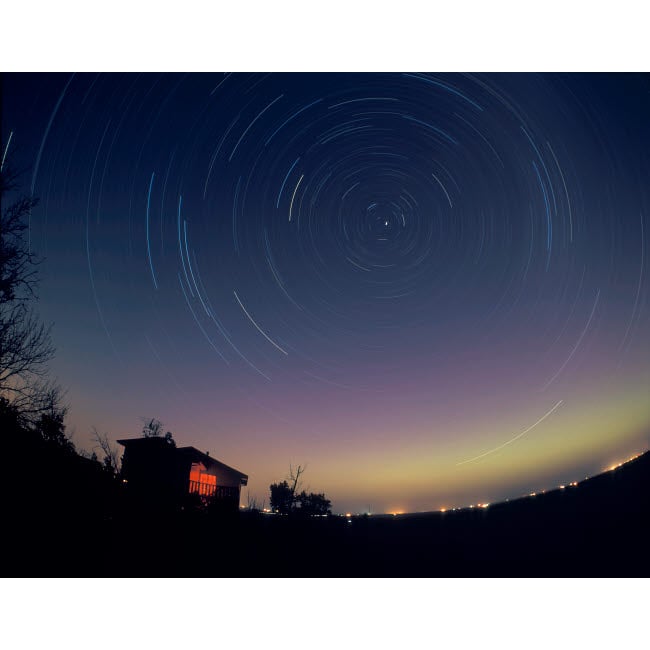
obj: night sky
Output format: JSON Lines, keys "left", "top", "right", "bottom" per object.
{"left": 3, "top": 73, "right": 649, "bottom": 514}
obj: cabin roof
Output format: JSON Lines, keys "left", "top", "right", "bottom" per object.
{"left": 177, "top": 446, "right": 248, "bottom": 484}
{"left": 117, "top": 437, "right": 248, "bottom": 485}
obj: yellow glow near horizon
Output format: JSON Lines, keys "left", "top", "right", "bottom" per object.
{"left": 299, "top": 378, "right": 649, "bottom": 512}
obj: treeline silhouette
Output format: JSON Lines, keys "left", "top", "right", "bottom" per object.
{"left": 1, "top": 159, "right": 123, "bottom": 573}
{"left": 269, "top": 464, "right": 332, "bottom": 516}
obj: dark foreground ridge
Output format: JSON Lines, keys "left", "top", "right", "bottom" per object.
{"left": 5, "top": 425, "right": 649, "bottom": 576}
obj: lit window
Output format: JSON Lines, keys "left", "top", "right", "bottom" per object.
{"left": 188, "top": 462, "right": 217, "bottom": 496}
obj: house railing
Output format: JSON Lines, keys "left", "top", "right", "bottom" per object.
{"left": 188, "top": 480, "right": 216, "bottom": 497}
{"left": 214, "top": 486, "right": 239, "bottom": 500}
{"left": 188, "top": 481, "right": 239, "bottom": 500}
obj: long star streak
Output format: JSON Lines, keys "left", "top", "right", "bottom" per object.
{"left": 289, "top": 174, "right": 304, "bottom": 222}
{"left": 541, "top": 289, "right": 600, "bottom": 390}
{"left": 457, "top": 400, "right": 564, "bottom": 465}
{"left": 233, "top": 290, "right": 288, "bottom": 355}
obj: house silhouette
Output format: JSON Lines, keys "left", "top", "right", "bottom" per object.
{"left": 118, "top": 436, "right": 248, "bottom": 511}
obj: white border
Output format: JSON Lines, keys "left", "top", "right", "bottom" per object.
{"left": 1, "top": 578, "right": 647, "bottom": 649}
{"left": 1, "top": 1, "right": 649, "bottom": 72}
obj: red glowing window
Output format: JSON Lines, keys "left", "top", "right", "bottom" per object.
{"left": 188, "top": 463, "right": 217, "bottom": 496}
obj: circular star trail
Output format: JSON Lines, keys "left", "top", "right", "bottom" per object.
{"left": 4, "top": 73, "right": 649, "bottom": 513}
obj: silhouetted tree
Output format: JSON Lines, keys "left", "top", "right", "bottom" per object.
{"left": 140, "top": 417, "right": 176, "bottom": 448}
{"left": 270, "top": 464, "right": 305, "bottom": 513}
{"left": 288, "top": 463, "right": 306, "bottom": 500}
{"left": 91, "top": 427, "right": 121, "bottom": 475}
{"left": 297, "top": 491, "right": 332, "bottom": 516}
{"left": 245, "top": 490, "right": 264, "bottom": 512}
{"left": 0, "top": 163, "right": 58, "bottom": 420}
{"left": 0, "top": 395, "right": 21, "bottom": 432}
{"left": 0, "top": 167, "right": 39, "bottom": 303}
{"left": 270, "top": 464, "right": 331, "bottom": 516}
{"left": 141, "top": 417, "right": 163, "bottom": 437}
{"left": 32, "top": 393, "right": 74, "bottom": 454}
{"left": 270, "top": 480, "right": 293, "bottom": 514}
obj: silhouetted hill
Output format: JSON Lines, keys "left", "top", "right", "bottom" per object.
{"left": 349, "top": 449, "right": 650, "bottom": 576}
{"left": 116, "top": 448, "right": 649, "bottom": 577}
{"left": 4, "top": 419, "right": 649, "bottom": 576}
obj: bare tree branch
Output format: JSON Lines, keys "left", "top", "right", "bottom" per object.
{"left": 288, "top": 463, "right": 306, "bottom": 500}
{"left": 91, "top": 427, "right": 121, "bottom": 474}
{"left": 0, "top": 163, "right": 59, "bottom": 422}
